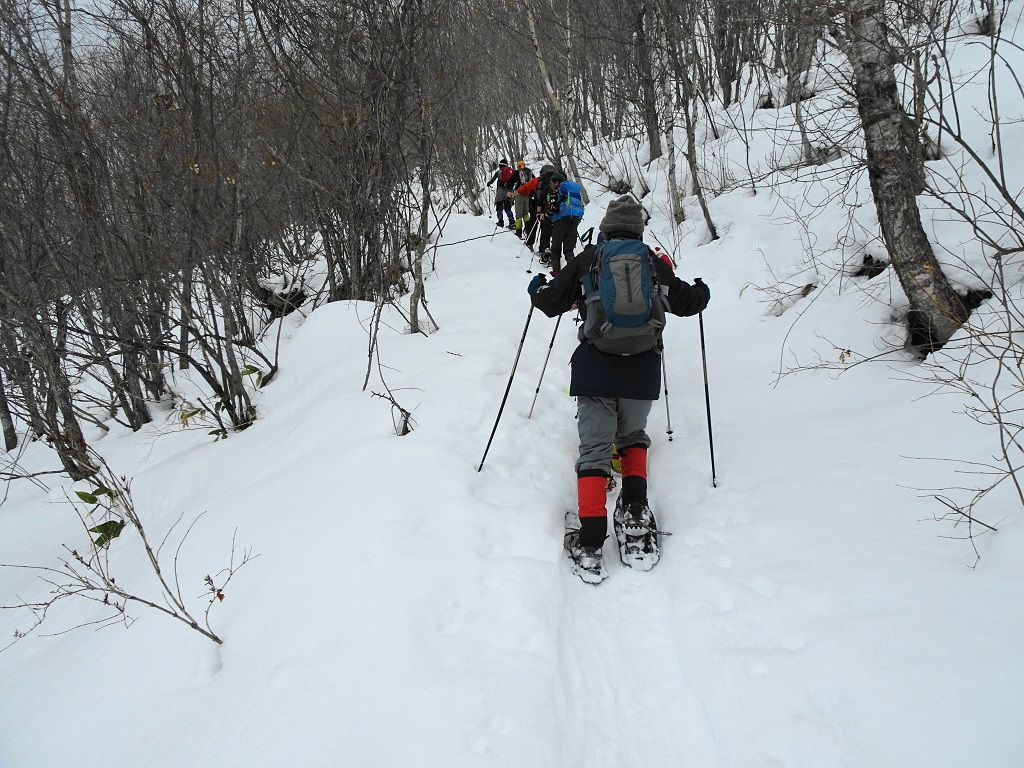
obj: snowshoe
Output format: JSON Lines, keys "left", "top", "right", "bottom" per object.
{"left": 539, "top": 251, "right": 551, "bottom": 266}
{"left": 564, "top": 529, "right": 608, "bottom": 584}
{"left": 612, "top": 496, "right": 660, "bottom": 571}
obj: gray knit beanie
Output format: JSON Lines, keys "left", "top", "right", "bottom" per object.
{"left": 599, "top": 196, "right": 645, "bottom": 236}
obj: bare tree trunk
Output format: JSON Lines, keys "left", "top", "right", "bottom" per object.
{"left": 0, "top": 369, "right": 16, "bottom": 451}
{"left": 681, "top": 76, "right": 718, "bottom": 240}
{"left": 42, "top": 307, "right": 96, "bottom": 479}
{"left": 56, "top": 0, "right": 79, "bottom": 109}
{"left": 410, "top": 95, "right": 432, "bottom": 334}
{"left": 711, "top": 0, "right": 741, "bottom": 108}
{"left": 523, "top": 0, "right": 588, "bottom": 202}
{"left": 2, "top": 331, "right": 45, "bottom": 440}
{"left": 838, "top": 0, "right": 968, "bottom": 350}
{"left": 637, "top": 0, "right": 663, "bottom": 162}
{"left": 658, "top": 10, "right": 683, "bottom": 224}
{"left": 179, "top": 268, "right": 193, "bottom": 369}
{"left": 782, "top": 0, "right": 824, "bottom": 106}
{"left": 793, "top": 94, "right": 816, "bottom": 164}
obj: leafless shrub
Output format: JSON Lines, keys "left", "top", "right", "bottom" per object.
{"left": 1, "top": 454, "right": 257, "bottom": 649}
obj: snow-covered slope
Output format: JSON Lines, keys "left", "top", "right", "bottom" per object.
{"left": 1, "top": 188, "right": 1022, "bottom": 766}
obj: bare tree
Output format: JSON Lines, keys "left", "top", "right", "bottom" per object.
{"left": 833, "top": 0, "right": 969, "bottom": 351}
{"left": 0, "top": 370, "right": 14, "bottom": 451}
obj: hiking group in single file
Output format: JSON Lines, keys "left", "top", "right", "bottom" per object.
{"left": 486, "top": 159, "right": 712, "bottom": 584}
{"left": 486, "top": 159, "right": 584, "bottom": 274}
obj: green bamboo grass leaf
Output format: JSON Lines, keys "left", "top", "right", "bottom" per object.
{"left": 88, "top": 520, "right": 126, "bottom": 548}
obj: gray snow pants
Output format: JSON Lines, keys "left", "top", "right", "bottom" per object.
{"left": 575, "top": 396, "right": 653, "bottom": 476}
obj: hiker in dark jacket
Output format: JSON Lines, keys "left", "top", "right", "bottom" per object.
{"left": 486, "top": 159, "right": 515, "bottom": 229}
{"left": 524, "top": 164, "right": 557, "bottom": 254}
{"left": 546, "top": 172, "right": 585, "bottom": 274}
{"left": 526, "top": 195, "right": 710, "bottom": 583}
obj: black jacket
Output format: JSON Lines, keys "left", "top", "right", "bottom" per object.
{"left": 530, "top": 234, "right": 710, "bottom": 399}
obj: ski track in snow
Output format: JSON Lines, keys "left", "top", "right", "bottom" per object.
{"left": 556, "top": 545, "right": 719, "bottom": 768}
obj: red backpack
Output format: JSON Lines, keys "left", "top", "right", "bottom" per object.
{"left": 499, "top": 165, "right": 514, "bottom": 188}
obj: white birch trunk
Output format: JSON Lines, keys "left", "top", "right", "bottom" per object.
{"left": 659, "top": 14, "right": 683, "bottom": 225}
{"left": 524, "top": 0, "right": 588, "bottom": 203}
{"left": 840, "top": 0, "right": 967, "bottom": 349}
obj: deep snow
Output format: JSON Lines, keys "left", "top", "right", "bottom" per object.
{"left": 1, "top": 196, "right": 1022, "bottom": 766}
{"left": 4, "top": 10, "right": 1024, "bottom": 763}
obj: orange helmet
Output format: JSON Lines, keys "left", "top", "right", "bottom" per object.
{"left": 516, "top": 160, "right": 526, "bottom": 168}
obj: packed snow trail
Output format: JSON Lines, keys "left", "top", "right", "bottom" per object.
{"left": 556, "top": 554, "right": 719, "bottom": 767}
{"left": 463, "top": 216, "right": 720, "bottom": 767}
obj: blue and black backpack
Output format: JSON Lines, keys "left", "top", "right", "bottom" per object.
{"left": 579, "top": 239, "right": 667, "bottom": 356}
{"left": 553, "top": 180, "right": 585, "bottom": 221}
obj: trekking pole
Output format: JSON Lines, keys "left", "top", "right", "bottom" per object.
{"left": 513, "top": 221, "right": 532, "bottom": 260}
{"left": 661, "top": 353, "right": 673, "bottom": 441}
{"left": 489, "top": 205, "right": 509, "bottom": 241}
{"left": 489, "top": 220, "right": 501, "bottom": 242}
{"left": 525, "top": 217, "right": 542, "bottom": 273}
{"left": 697, "top": 307, "right": 717, "bottom": 488}
{"left": 527, "top": 315, "right": 561, "bottom": 419}
{"left": 477, "top": 304, "right": 535, "bottom": 472}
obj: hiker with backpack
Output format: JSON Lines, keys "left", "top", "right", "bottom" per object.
{"left": 546, "top": 172, "right": 585, "bottom": 274}
{"left": 512, "top": 161, "right": 534, "bottom": 238}
{"left": 486, "top": 159, "right": 516, "bottom": 230}
{"left": 521, "top": 163, "right": 557, "bottom": 254}
{"left": 515, "top": 174, "right": 541, "bottom": 248}
{"left": 526, "top": 195, "right": 710, "bottom": 584}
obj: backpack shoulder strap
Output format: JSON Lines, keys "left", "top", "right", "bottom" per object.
{"left": 581, "top": 243, "right": 604, "bottom": 295}
{"left": 643, "top": 246, "right": 659, "bottom": 284}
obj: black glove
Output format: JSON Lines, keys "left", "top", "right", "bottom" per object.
{"left": 694, "top": 277, "right": 710, "bottom": 303}
{"left": 528, "top": 274, "right": 548, "bottom": 296}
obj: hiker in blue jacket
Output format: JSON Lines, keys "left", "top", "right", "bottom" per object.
{"left": 546, "top": 172, "right": 585, "bottom": 274}
{"left": 526, "top": 195, "right": 710, "bottom": 583}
